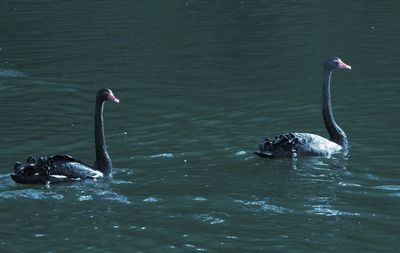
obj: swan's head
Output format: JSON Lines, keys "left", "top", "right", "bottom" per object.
{"left": 325, "top": 57, "right": 351, "bottom": 71}
{"left": 98, "top": 88, "right": 120, "bottom": 103}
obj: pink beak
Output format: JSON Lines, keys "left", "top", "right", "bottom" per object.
{"left": 338, "top": 59, "right": 351, "bottom": 70}
{"left": 107, "top": 92, "right": 120, "bottom": 103}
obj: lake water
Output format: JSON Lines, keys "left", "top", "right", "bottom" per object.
{"left": 1, "top": 1, "right": 400, "bottom": 252}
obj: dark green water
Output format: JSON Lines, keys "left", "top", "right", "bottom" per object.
{"left": 1, "top": 1, "right": 400, "bottom": 252}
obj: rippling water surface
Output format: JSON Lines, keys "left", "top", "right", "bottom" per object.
{"left": 1, "top": 1, "right": 400, "bottom": 252}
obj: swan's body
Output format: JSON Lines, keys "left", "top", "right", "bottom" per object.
{"left": 11, "top": 88, "right": 119, "bottom": 184}
{"left": 255, "top": 57, "right": 351, "bottom": 158}
{"left": 255, "top": 133, "right": 343, "bottom": 158}
{"left": 11, "top": 155, "right": 103, "bottom": 184}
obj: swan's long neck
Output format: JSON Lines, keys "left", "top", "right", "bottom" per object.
{"left": 95, "top": 97, "right": 112, "bottom": 175}
{"left": 322, "top": 67, "right": 348, "bottom": 148}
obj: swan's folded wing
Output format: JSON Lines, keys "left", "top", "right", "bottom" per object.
{"left": 10, "top": 173, "right": 71, "bottom": 184}
{"left": 49, "top": 155, "right": 92, "bottom": 168}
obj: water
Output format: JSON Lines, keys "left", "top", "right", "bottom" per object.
{"left": 1, "top": 1, "right": 400, "bottom": 252}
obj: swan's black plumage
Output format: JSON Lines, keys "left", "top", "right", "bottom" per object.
{"left": 11, "top": 88, "right": 119, "bottom": 184}
{"left": 255, "top": 57, "right": 351, "bottom": 158}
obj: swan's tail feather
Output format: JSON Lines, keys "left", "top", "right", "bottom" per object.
{"left": 255, "top": 133, "right": 299, "bottom": 158}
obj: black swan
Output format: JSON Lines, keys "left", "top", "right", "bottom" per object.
{"left": 254, "top": 57, "right": 351, "bottom": 158}
{"left": 11, "top": 88, "right": 119, "bottom": 184}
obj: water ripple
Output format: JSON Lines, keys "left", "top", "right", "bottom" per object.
{"left": 150, "top": 153, "right": 174, "bottom": 158}
{"left": 0, "top": 189, "right": 63, "bottom": 200}
{"left": 306, "top": 205, "right": 360, "bottom": 217}
{"left": 235, "top": 199, "right": 292, "bottom": 214}
{"left": 373, "top": 185, "right": 400, "bottom": 191}
{"left": 78, "top": 195, "right": 93, "bottom": 201}
{"left": 0, "top": 69, "right": 26, "bottom": 77}
{"left": 339, "top": 182, "right": 362, "bottom": 187}
{"left": 143, "top": 196, "right": 160, "bottom": 203}
{"left": 194, "top": 213, "right": 226, "bottom": 225}
{"left": 234, "top": 150, "right": 247, "bottom": 156}
{"left": 190, "top": 196, "right": 207, "bottom": 202}
{"left": 96, "top": 190, "right": 130, "bottom": 204}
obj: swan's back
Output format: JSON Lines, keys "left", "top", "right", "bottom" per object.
{"left": 255, "top": 132, "right": 343, "bottom": 158}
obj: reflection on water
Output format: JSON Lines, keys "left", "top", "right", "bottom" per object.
{"left": 0, "top": 174, "right": 131, "bottom": 204}
{"left": 0, "top": 188, "right": 63, "bottom": 200}
{"left": 0, "top": 69, "right": 25, "bottom": 78}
